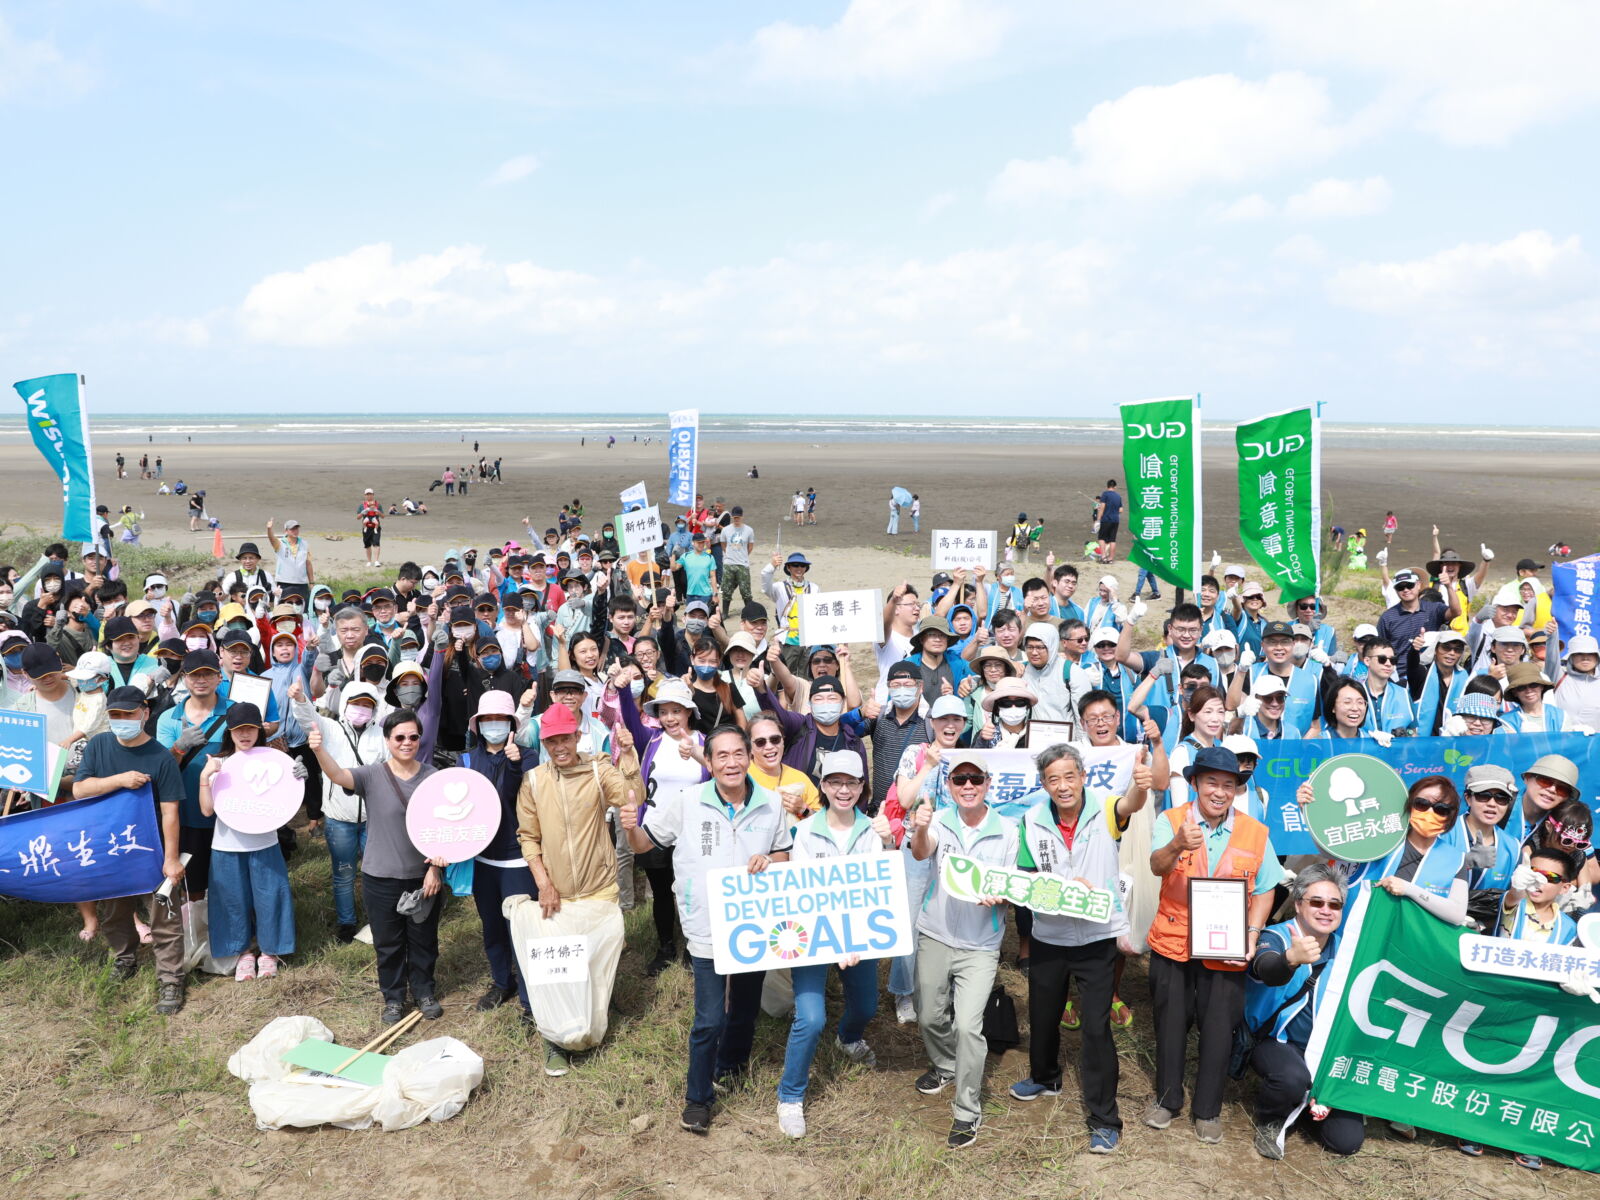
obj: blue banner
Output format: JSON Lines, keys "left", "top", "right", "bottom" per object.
{"left": 667, "top": 408, "right": 698, "bottom": 508}
{"left": 13, "top": 372, "right": 97, "bottom": 543}
{"left": 0, "top": 709, "right": 49, "bottom": 796}
{"left": 1258, "top": 733, "right": 1600, "bottom": 856}
{"left": 1552, "top": 553, "right": 1600, "bottom": 649}
{"left": 0, "top": 785, "right": 164, "bottom": 902}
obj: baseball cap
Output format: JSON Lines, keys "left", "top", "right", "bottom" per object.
{"left": 105, "top": 685, "right": 148, "bottom": 713}
{"left": 225, "top": 702, "right": 264, "bottom": 730}
{"left": 741, "top": 602, "right": 768, "bottom": 622}
{"left": 1516, "top": 558, "right": 1545, "bottom": 573}
{"left": 103, "top": 615, "right": 139, "bottom": 643}
{"left": 144, "top": 573, "right": 168, "bottom": 589}
{"left": 217, "top": 629, "right": 254, "bottom": 649}
{"left": 1089, "top": 627, "right": 1121, "bottom": 646}
{"left": 67, "top": 650, "right": 114, "bottom": 681}
{"left": 1261, "top": 620, "right": 1294, "bottom": 641}
{"left": 20, "top": 643, "right": 63, "bottom": 678}
{"left": 886, "top": 660, "right": 923, "bottom": 682}
{"left": 1222, "top": 563, "right": 1246, "bottom": 579}
{"left": 539, "top": 705, "right": 580, "bottom": 738}
{"left": 283, "top": 518, "right": 300, "bottom": 529}
{"left": 1290, "top": 623, "right": 1313, "bottom": 639}
{"left": 1252, "top": 673, "right": 1287, "bottom": 697}
{"left": 1435, "top": 629, "right": 1468, "bottom": 646}
{"left": 550, "top": 669, "right": 586, "bottom": 691}
{"left": 124, "top": 600, "right": 155, "bottom": 618}
{"left": 1489, "top": 625, "right": 1528, "bottom": 645}
{"left": 684, "top": 598, "right": 711, "bottom": 615}
{"left": 1392, "top": 569, "right": 1420, "bottom": 586}
{"left": 819, "top": 749, "right": 864, "bottom": 779}
{"left": 945, "top": 750, "right": 989, "bottom": 776}
{"left": 181, "top": 649, "right": 221, "bottom": 674}
{"left": 1352, "top": 623, "right": 1379, "bottom": 641}
{"left": 929, "top": 695, "right": 967, "bottom": 720}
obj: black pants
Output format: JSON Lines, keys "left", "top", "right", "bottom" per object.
{"left": 1149, "top": 951, "right": 1245, "bottom": 1120}
{"left": 644, "top": 865, "right": 678, "bottom": 950}
{"left": 363, "top": 872, "right": 441, "bottom": 1004}
{"left": 1250, "top": 1039, "right": 1364, "bottom": 1155}
{"left": 472, "top": 861, "right": 537, "bottom": 1012}
{"left": 1028, "top": 936, "right": 1121, "bottom": 1130}
{"left": 286, "top": 742, "right": 324, "bottom": 820}
{"left": 179, "top": 825, "right": 213, "bottom": 897}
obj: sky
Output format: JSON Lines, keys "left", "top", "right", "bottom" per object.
{"left": 4, "top": 0, "right": 1599, "bottom": 423}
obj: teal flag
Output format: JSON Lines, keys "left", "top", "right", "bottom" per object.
{"left": 1307, "top": 887, "right": 1600, "bottom": 1172}
{"left": 1235, "top": 407, "right": 1320, "bottom": 603}
{"left": 14, "top": 372, "right": 96, "bottom": 543}
{"left": 1119, "top": 395, "right": 1201, "bottom": 591}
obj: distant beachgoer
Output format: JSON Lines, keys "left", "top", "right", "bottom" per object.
{"left": 1383, "top": 511, "right": 1398, "bottom": 545}
{"left": 155, "top": 456, "right": 163, "bottom": 477}
{"left": 911, "top": 495, "right": 921, "bottom": 533}
{"left": 443, "top": 467, "right": 456, "bottom": 496}
{"left": 1093, "top": 481, "right": 1122, "bottom": 564}
{"left": 791, "top": 491, "right": 805, "bottom": 526}
{"left": 805, "top": 487, "right": 817, "bottom": 524}
{"left": 115, "top": 452, "right": 125, "bottom": 479}
{"left": 1330, "top": 525, "right": 1346, "bottom": 550}
{"left": 358, "top": 488, "right": 383, "bottom": 568}
{"left": 887, "top": 497, "right": 900, "bottom": 536}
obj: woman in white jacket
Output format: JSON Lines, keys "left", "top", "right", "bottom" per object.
{"left": 290, "top": 678, "right": 388, "bottom": 942}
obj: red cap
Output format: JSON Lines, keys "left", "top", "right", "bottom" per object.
{"left": 539, "top": 705, "right": 580, "bottom": 738}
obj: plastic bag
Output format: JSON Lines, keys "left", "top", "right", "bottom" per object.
{"left": 760, "top": 967, "right": 794, "bottom": 1018}
{"left": 444, "top": 859, "right": 475, "bottom": 897}
{"left": 369, "top": 1037, "right": 484, "bottom": 1131}
{"left": 1116, "top": 803, "right": 1159, "bottom": 956}
{"left": 180, "top": 896, "right": 240, "bottom": 976}
{"left": 247, "top": 1078, "right": 379, "bottom": 1131}
{"left": 504, "top": 894, "right": 624, "bottom": 1050}
{"left": 228, "top": 1015, "right": 335, "bottom": 1082}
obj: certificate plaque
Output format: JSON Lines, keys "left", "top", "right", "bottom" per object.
{"left": 1188, "top": 877, "right": 1249, "bottom": 960}
{"left": 227, "top": 672, "right": 273, "bottom": 717}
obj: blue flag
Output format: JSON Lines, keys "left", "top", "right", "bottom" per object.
{"left": 0, "top": 785, "right": 164, "bottom": 902}
{"left": 14, "top": 372, "right": 97, "bottom": 543}
{"left": 1552, "top": 553, "right": 1600, "bottom": 648}
{"left": 667, "top": 408, "right": 698, "bottom": 507}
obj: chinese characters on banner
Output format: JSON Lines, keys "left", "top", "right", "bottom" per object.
{"left": 1235, "top": 407, "right": 1321, "bottom": 604}
{"left": 613, "top": 505, "right": 664, "bottom": 555}
{"left": 931, "top": 529, "right": 997, "bottom": 571}
{"left": 666, "top": 409, "right": 698, "bottom": 507}
{"left": 958, "top": 745, "right": 1140, "bottom": 821}
{"left": 1552, "top": 552, "right": 1600, "bottom": 648}
{"left": 1119, "top": 395, "right": 1201, "bottom": 592}
{"left": 797, "top": 589, "right": 884, "bottom": 646}
{"left": 0, "top": 785, "right": 164, "bottom": 902}
{"left": 941, "top": 852, "right": 1115, "bottom": 921}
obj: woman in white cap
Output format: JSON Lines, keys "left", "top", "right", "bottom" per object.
{"left": 264, "top": 518, "right": 313, "bottom": 605}
{"left": 1082, "top": 576, "right": 1125, "bottom": 634}
{"left": 1230, "top": 672, "right": 1288, "bottom": 742}
{"left": 774, "top": 749, "right": 895, "bottom": 1139}
{"left": 1411, "top": 628, "right": 1469, "bottom": 735}
{"left": 1551, "top": 633, "right": 1600, "bottom": 730}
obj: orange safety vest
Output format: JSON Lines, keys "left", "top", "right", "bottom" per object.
{"left": 1147, "top": 802, "right": 1268, "bottom": 972}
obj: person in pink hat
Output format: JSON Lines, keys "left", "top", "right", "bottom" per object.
{"left": 461, "top": 689, "right": 534, "bottom": 1018}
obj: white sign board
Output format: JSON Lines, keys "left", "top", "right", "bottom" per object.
{"left": 615, "top": 505, "right": 664, "bottom": 555}
{"left": 708, "top": 854, "right": 913, "bottom": 975}
{"left": 524, "top": 935, "right": 591, "bottom": 985}
{"left": 620, "top": 481, "right": 649, "bottom": 512}
{"left": 932, "top": 529, "right": 997, "bottom": 571}
{"left": 798, "top": 588, "right": 884, "bottom": 646}
{"left": 1460, "top": 933, "right": 1600, "bottom": 986}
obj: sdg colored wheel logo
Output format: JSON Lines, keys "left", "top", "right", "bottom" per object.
{"left": 768, "top": 921, "right": 810, "bottom": 960}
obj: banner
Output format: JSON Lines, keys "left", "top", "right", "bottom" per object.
{"left": 1120, "top": 395, "right": 1201, "bottom": 591}
{"left": 1552, "top": 553, "right": 1600, "bottom": 649}
{"left": 1307, "top": 887, "right": 1600, "bottom": 1173}
{"left": 941, "top": 852, "right": 1115, "bottom": 920}
{"left": 14, "top": 372, "right": 97, "bottom": 542}
{"left": 1255, "top": 732, "right": 1600, "bottom": 856}
{"left": 0, "top": 785, "right": 164, "bottom": 901}
{"left": 957, "top": 744, "right": 1140, "bottom": 821}
{"left": 707, "top": 855, "right": 913, "bottom": 974}
{"left": 666, "top": 409, "right": 698, "bottom": 508}
{"left": 797, "top": 588, "right": 883, "bottom": 646}
{"left": 619, "top": 481, "right": 649, "bottom": 512}
{"left": 1235, "top": 406, "right": 1320, "bottom": 603}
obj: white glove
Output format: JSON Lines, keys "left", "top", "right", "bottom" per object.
{"left": 1560, "top": 978, "right": 1600, "bottom": 1003}
{"left": 1210, "top": 550, "right": 1222, "bottom": 569}
{"left": 129, "top": 672, "right": 153, "bottom": 696}
{"left": 1150, "top": 656, "right": 1175, "bottom": 678}
{"left": 1238, "top": 695, "right": 1261, "bottom": 719}
{"left": 1081, "top": 664, "right": 1104, "bottom": 689}
{"left": 1480, "top": 544, "right": 1495, "bottom": 561}
{"left": 1112, "top": 602, "right": 1128, "bottom": 623}
{"left": 1239, "top": 647, "right": 1257, "bottom": 668}
{"left": 145, "top": 664, "right": 172, "bottom": 688}
{"left": 1130, "top": 600, "right": 1148, "bottom": 622}
{"left": 291, "top": 758, "right": 308, "bottom": 781}
{"left": 1308, "top": 647, "right": 1331, "bottom": 666}
{"left": 1376, "top": 548, "right": 1389, "bottom": 566}
{"left": 1557, "top": 888, "right": 1590, "bottom": 914}
{"left": 1511, "top": 864, "right": 1540, "bottom": 892}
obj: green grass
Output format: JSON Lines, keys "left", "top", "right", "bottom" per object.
{"left": 0, "top": 532, "right": 216, "bottom": 593}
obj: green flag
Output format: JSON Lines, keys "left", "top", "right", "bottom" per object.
{"left": 1306, "top": 887, "right": 1600, "bottom": 1171}
{"left": 1119, "top": 395, "right": 1201, "bottom": 591}
{"left": 1235, "top": 407, "right": 1320, "bottom": 603}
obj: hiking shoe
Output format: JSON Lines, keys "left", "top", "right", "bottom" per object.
{"left": 1143, "top": 1103, "right": 1177, "bottom": 1130}
{"left": 835, "top": 1037, "right": 876, "bottom": 1067}
{"left": 234, "top": 953, "right": 257, "bottom": 982}
{"left": 545, "top": 1045, "right": 571, "bottom": 1077}
{"left": 154, "top": 982, "right": 185, "bottom": 1016}
{"left": 645, "top": 947, "right": 675, "bottom": 977}
{"left": 1009, "top": 1077, "right": 1061, "bottom": 1102}
{"left": 915, "top": 1068, "right": 955, "bottom": 1095}
{"left": 415, "top": 993, "right": 444, "bottom": 1020}
{"left": 1194, "top": 1117, "right": 1223, "bottom": 1144}
{"left": 381, "top": 1001, "right": 408, "bottom": 1025}
{"left": 680, "top": 1102, "right": 712, "bottom": 1134}
{"left": 1089, "top": 1127, "right": 1120, "bottom": 1154}
{"left": 112, "top": 959, "right": 138, "bottom": 982}
{"left": 947, "top": 1116, "right": 982, "bottom": 1149}
{"left": 1515, "top": 1154, "right": 1543, "bottom": 1171}
{"left": 1060, "top": 1000, "right": 1080, "bottom": 1030}
{"left": 335, "top": 923, "right": 357, "bottom": 944}
{"left": 1254, "top": 1121, "right": 1284, "bottom": 1159}
{"left": 777, "top": 1100, "right": 806, "bottom": 1139}
{"left": 476, "top": 985, "right": 516, "bottom": 1011}
{"left": 255, "top": 954, "right": 279, "bottom": 980}
{"left": 895, "top": 994, "right": 916, "bottom": 1024}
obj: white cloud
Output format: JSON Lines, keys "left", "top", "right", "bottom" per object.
{"left": 746, "top": 0, "right": 1010, "bottom": 87}
{"left": 1328, "top": 231, "right": 1592, "bottom": 314}
{"left": 1284, "top": 176, "right": 1390, "bottom": 220}
{"left": 483, "top": 154, "right": 540, "bottom": 186}
{"left": 1272, "top": 234, "right": 1328, "bottom": 267}
{"left": 922, "top": 191, "right": 957, "bottom": 220}
{"left": 991, "top": 71, "right": 1361, "bottom": 204}
{"left": 1217, "top": 193, "right": 1275, "bottom": 222}
{"left": 0, "top": 17, "right": 93, "bottom": 100}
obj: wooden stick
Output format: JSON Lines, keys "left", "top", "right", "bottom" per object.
{"left": 1, "top": 790, "right": 16, "bottom": 817}
{"left": 331, "top": 1009, "right": 422, "bottom": 1074}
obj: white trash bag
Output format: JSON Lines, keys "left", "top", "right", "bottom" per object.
{"left": 504, "top": 893, "right": 624, "bottom": 1051}
{"left": 760, "top": 967, "right": 794, "bottom": 1018}
{"left": 227, "top": 1015, "right": 334, "bottom": 1082}
{"left": 370, "top": 1037, "right": 484, "bottom": 1131}
{"left": 180, "top": 896, "right": 240, "bottom": 976}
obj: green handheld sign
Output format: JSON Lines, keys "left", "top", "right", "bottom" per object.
{"left": 1305, "top": 753, "right": 1408, "bottom": 862}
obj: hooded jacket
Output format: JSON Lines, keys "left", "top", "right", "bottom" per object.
{"left": 292, "top": 681, "right": 387, "bottom": 823}
{"left": 1021, "top": 621, "right": 1074, "bottom": 724}
{"left": 516, "top": 748, "right": 641, "bottom": 900}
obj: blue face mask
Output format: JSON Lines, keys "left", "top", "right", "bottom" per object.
{"left": 109, "top": 718, "right": 143, "bottom": 740}
{"left": 480, "top": 654, "right": 503, "bottom": 672}
{"left": 76, "top": 679, "right": 107, "bottom": 693}
{"left": 2, "top": 652, "right": 22, "bottom": 671}
{"left": 197, "top": 609, "right": 218, "bottom": 623}
{"left": 692, "top": 664, "right": 718, "bottom": 680}
{"left": 400, "top": 648, "right": 420, "bottom": 663}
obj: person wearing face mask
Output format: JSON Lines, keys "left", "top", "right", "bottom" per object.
{"left": 1018, "top": 622, "right": 1075, "bottom": 727}
{"left": 15, "top": 644, "right": 81, "bottom": 788}
{"left": 74, "top": 686, "right": 188, "bottom": 1013}
{"left": 1549, "top": 633, "right": 1600, "bottom": 729}
{"left": 99, "top": 616, "right": 161, "bottom": 695}
{"left": 683, "top": 637, "right": 742, "bottom": 733}
{"left": 382, "top": 658, "right": 446, "bottom": 766}
{"left": 754, "top": 664, "right": 867, "bottom": 790}
{"left": 860, "top": 661, "right": 931, "bottom": 816}
{"left": 986, "top": 564, "right": 1022, "bottom": 614}
{"left": 19, "top": 563, "right": 65, "bottom": 642}
{"left": 48, "top": 586, "right": 98, "bottom": 668}
{"left": 1226, "top": 621, "right": 1320, "bottom": 738}
{"left": 975, "top": 676, "right": 1039, "bottom": 750}
{"left": 264, "top": 629, "right": 318, "bottom": 814}
{"left": 0, "top": 630, "right": 34, "bottom": 706}
{"left": 1409, "top": 628, "right": 1469, "bottom": 735}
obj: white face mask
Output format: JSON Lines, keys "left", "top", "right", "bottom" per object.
{"left": 888, "top": 684, "right": 918, "bottom": 708}
{"left": 478, "top": 720, "right": 511, "bottom": 744}
{"left": 1213, "top": 651, "right": 1235, "bottom": 668}
{"left": 996, "top": 703, "right": 1029, "bottom": 727}
{"left": 811, "top": 699, "right": 843, "bottom": 724}
{"left": 315, "top": 596, "right": 332, "bottom": 612}
{"left": 1292, "top": 646, "right": 1309, "bottom": 664}
{"left": 276, "top": 619, "right": 297, "bottom": 634}
{"left": 185, "top": 635, "right": 209, "bottom": 650}
{"left": 629, "top": 679, "right": 645, "bottom": 698}
{"left": 998, "top": 574, "right": 1015, "bottom": 588}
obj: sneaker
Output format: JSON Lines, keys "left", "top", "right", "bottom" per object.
{"left": 256, "top": 954, "right": 279, "bottom": 979}
{"left": 645, "top": 947, "right": 675, "bottom": 977}
{"left": 1388, "top": 1121, "right": 1417, "bottom": 1141}
{"left": 1457, "top": 1140, "right": 1484, "bottom": 1157}
{"left": 476, "top": 985, "right": 516, "bottom": 1011}
{"left": 1088, "top": 1127, "right": 1120, "bottom": 1154}
{"left": 112, "top": 959, "right": 138, "bottom": 982}
{"left": 915, "top": 1068, "right": 955, "bottom": 1095}
{"left": 1515, "top": 1153, "right": 1543, "bottom": 1171}
{"left": 335, "top": 923, "right": 357, "bottom": 944}
{"left": 1143, "top": 1103, "right": 1177, "bottom": 1130}
{"left": 1254, "top": 1121, "right": 1284, "bottom": 1160}
{"left": 680, "top": 1102, "right": 712, "bottom": 1134}
{"left": 835, "top": 1037, "right": 876, "bottom": 1067}
{"left": 947, "top": 1116, "right": 982, "bottom": 1149}
{"left": 1060, "top": 1000, "right": 1080, "bottom": 1030}
{"left": 1194, "top": 1117, "right": 1223, "bottom": 1144}
{"left": 234, "top": 953, "right": 257, "bottom": 982}
{"left": 381, "top": 1001, "right": 408, "bottom": 1025}
{"left": 895, "top": 994, "right": 917, "bottom": 1024}
{"left": 154, "top": 982, "right": 185, "bottom": 1015}
{"left": 1009, "top": 1077, "right": 1061, "bottom": 1102}
{"left": 415, "top": 993, "right": 444, "bottom": 1020}
{"left": 545, "top": 1045, "right": 571, "bottom": 1077}
{"left": 777, "top": 1100, "right": 806, "bottom": 1139}
{"left": 1109, "top": 999, "right": 1133, "bottom": 1029}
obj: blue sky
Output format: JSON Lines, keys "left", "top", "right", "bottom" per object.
{"left": 4, "top": 1, "right": 1597, "bottom": 422}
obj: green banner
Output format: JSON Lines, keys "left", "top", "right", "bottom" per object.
{"left": 1120, "top": 395, "right": 1201, "bottom": 591}
{"left": 1235, "top": 407, "right": 1320, "bottom": 603}
{"left": 1307, "top": 887, "right": 1600, "bottom": 1172}
{"left": 942, "top": 853, "right": 1115, "bottom": 921}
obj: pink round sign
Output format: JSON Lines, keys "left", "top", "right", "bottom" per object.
{"left": 406, "top": 767, "right": 502, "bottom": 863}
{"left": 212, "top": 747, "right": 303, "bottom": 835}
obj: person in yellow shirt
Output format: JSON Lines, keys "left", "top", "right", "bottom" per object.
{"left": 746, "top": 711, "right": 820, "bottom": 821}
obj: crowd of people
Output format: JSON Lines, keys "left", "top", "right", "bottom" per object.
{"left": 0, "top": 507, "right": 1595, "bottom": 1169}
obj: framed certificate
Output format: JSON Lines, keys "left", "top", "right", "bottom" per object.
{"left": 227, "top": 672, "right": 273, "bottom": 716}
{"left": 1188, "top": 878, "right": 1249, "bottom": 960}
{"left": 1028, "top": 719, "right": 1075, "bottom": 751}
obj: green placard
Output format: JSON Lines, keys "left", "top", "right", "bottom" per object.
{"left": 1236, "top": 407, "right": 1321, "bottom": 604}
{"left": 280, "top": 1039, "right": 392, "bottom": 1087}
{"left": 1120, "top": 395, "right": 1201, "bottom": 591}
{"left": 1305, "top": 753, "right": 1408, "bottom": 862}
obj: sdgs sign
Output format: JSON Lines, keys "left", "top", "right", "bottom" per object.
{"left": 707, "top": 855, "right": 914, "bottom": 974}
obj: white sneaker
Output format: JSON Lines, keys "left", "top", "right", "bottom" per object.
{"left": 836, "top": 1037, "right": 877, "bottom": 1067}
{"left": 777, "top": 1101, "right": 806, "bottom": 1139}
{"left": 895, "top": 995, "right": 916, "bottom": 1024}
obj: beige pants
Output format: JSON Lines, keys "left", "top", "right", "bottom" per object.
{"left": 103, "top": 892, "right": 186, "bottom": 985}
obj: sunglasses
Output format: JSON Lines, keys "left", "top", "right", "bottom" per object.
{"left": 1370, "top": 655, "right": 1395, "bottom": 664}
{"left": 1546, "top": 819, "right": 1591, "bottom": 850}
{"left": 1409, "top": 799, "right": 1457, "bottom": 816}
{"left": 390, "top": 733, "right": 421, "bottom": 743}
{"left": 1531, "top": 867, "right": 1569, "bottom": 885}
{"left": 751, "top": 735, "right": 784, "bottom": 748}
{"left": 1530, "top": 774, "right": 1574, "bottom": 796}
{"left": 1296, "top": 603, "right": 1317, "bottom": 612}
{"left": 810, "top": 656, "right": 838, "bottom": 665}
{"left": 1394, "top": 582, "right": 1418, "bottom": 591}
{"left": 1302, "top": 897, "right": 1345, "bottom": 911}
{"left": 949, "top": 772, "right": 987, "bottom": 787}
{"left": 1471, "top": 791, "right": 1512, "bottom": 804}
{"left": 1260, "top": 693, "right": 1286, "bottom": 704}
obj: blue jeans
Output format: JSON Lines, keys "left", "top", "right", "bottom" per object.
{"left": 209, "top": 846, "right": 296, "bottom": 957}
{"left": 778, "top": 961, "right": 879, "bottom": 1102}
{"left": 889, "top": 846, "right": 934, "bottom": 997}
{"left": 1133, "top": 567, "right": 1161, "bottom": 597}
{"left": 687, "top": 953, "right": 766, "bottom": 1106}
{"left": 912, "top": 513, "right": 920, "bottom": 532}
{"left": 325, "top": 817, "right": 367, "bottom": 927}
